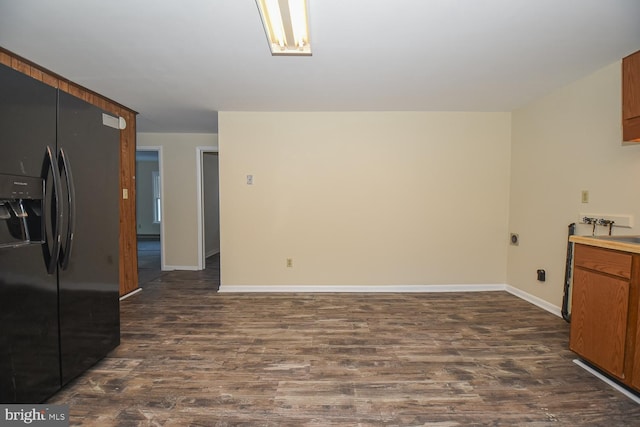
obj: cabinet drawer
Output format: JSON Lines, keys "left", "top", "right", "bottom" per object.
{"left": 574, "top": 244, "right": 632, "bottom": 279}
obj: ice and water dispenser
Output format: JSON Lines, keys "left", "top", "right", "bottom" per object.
{"left": 0, "top": 173, "right": 44, "bottom": 248}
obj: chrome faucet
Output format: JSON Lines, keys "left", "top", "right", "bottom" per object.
{"left": 583, "top": 217, "right": 597, "bottom": 236}
{"left": 598, "top": 218, "right": 615, "bottom": 235}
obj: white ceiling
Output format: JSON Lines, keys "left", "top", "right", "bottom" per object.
{"left": 1, "top": 0, "right": 640, "bottom": 133}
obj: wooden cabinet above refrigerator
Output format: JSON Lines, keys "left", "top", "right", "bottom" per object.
{"left": 623, "top": 49, "right": 640, "bottom": 143}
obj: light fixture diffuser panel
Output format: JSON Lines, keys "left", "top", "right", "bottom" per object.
{"left": 256, "top": 0, "right": 311, "bottom": 56}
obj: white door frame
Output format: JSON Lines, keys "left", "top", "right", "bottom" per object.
{"left": 196, "top": 146, "right": 219, "bottom": 270}
{"left": 136, "top": 146, "right": 166, "bottom": 271}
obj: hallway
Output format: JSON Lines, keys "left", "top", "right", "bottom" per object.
{"left": 136, "top": 238, "right": 161, "bottom": 285}
{"left": 137, "top": 237, "right": 220, "bottom": 289}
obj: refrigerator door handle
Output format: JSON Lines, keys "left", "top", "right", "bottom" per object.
{"left": 58, "top": 147, "right": 75, "bottom": 270}
{"left": 41, "top": 146, "right": 62, "bottom": 274}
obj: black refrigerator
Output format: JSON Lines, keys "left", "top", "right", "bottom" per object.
{"left": 0, "top": 63, "right": 120, "bottom": 403}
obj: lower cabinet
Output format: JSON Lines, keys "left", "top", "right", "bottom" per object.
{"left": 570, "top": 243, "right": 640, "bottom": 390}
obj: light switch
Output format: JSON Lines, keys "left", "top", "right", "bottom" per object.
{"left": 246, "top": 175, "right": 253, "bottom": 185}
{"left": 581, "top": 190, "right": 589, "bottom": 203}
{"left": 123, "top": 188, "right": 129, "bottom": 199}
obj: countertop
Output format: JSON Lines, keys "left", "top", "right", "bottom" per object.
{"left": 569, "top": 235, "right": 640, "bottom": 254}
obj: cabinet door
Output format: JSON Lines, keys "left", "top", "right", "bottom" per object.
{"left": 623, "top": 50, "right": 640, "bottom": 141}
{"left": 570, "top": 268, "right": 630, "bottom": 379}
{"left": 623, "top": 51, "right": 640, "bottom": 120}
{"left": 0, "top": 63, "right": 61, "bottom": 403}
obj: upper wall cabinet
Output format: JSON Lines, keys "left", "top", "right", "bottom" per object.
{"left": 623, "top": 49, "right": 640, "bottom": 143}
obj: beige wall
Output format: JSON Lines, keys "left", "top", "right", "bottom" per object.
{"left": 219, "top": 112, "right": 512, "bottom": 288}
{"left": 133, "top": 61, "right": 640, "bottom": 309}
{"left": 508, "top": 61, "right": 640, "bottom": 307}
{"left": 137, "top": 132, "right": 219, "bottom": 269}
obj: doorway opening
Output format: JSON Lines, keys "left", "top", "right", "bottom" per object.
{"left": 196, "top": 147, "right": 219, "bottom": 271}
{"left": 136, "top": 147, "right": 164, "bottom": 285}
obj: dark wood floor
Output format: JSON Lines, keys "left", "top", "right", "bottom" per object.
{"left": 136, "top": 237, "right": 162, "bottom": 285}
{"left": 49, "top": 257, "right": 640, "bottom": 425}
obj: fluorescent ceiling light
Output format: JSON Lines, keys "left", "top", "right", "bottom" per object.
{"left": 256, "top": 0, "right": 311, "bottom": 56}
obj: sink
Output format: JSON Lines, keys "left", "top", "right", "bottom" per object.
{"left": 594, "top": 235, "right": 640, "bottom": 244}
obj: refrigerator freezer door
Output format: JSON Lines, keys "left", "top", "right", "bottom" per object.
{"left": 0, "top": 64, "right": 60, "bottom": 403}
{"left": 0, "top": 64, "right": 57, "bottom": 177}
{"left": 57, "top": 91, "right": 121, "bottom": 385}
{"left": 0, "top": 245, "right": 60, "bottom": 403}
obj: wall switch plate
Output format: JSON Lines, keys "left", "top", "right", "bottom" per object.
{"left": 581, "top": 190, "right": 589, "bottom": 203}
{"left": 246, "top": 175, "right": 254, "bottom": 185}
{"left": 286, "top": 258, "right": 293, "bottom": 268}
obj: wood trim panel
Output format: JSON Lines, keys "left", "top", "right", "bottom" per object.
{"left": 0, "top": 50, "right": 11, "bottom": 66}
{"left": 119, "top": 110, "right": 139, "bottom": 296}
{"left": 58, "top": 80, "right": 69, "bottom": 93}
{"left": 0, "top": 46, "right": 139, "bottom": 296}
{"left": 0, "top": 47, "right": 132, "bottom": 112}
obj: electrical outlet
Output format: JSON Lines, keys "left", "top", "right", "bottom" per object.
{"left": 286, "top": 258, "right": 293, "bottom": 268}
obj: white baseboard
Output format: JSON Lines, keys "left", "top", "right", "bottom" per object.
{"left": 218, "top": 284, "right": 505, "bottom": 293}
{"left": 573, "top": 359, "right": 640, "bottom": 404}
{"left": 218, "top": 283, "right": 563, "bottom": 319}
{"left": 119, "top": 287, "right": 142, "bottom": 301}
{"left": 504, "top": 285, "right": 562, "bottom": 318}
{"left": 162, "top": 265, "right": 200, "bottom": 271}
